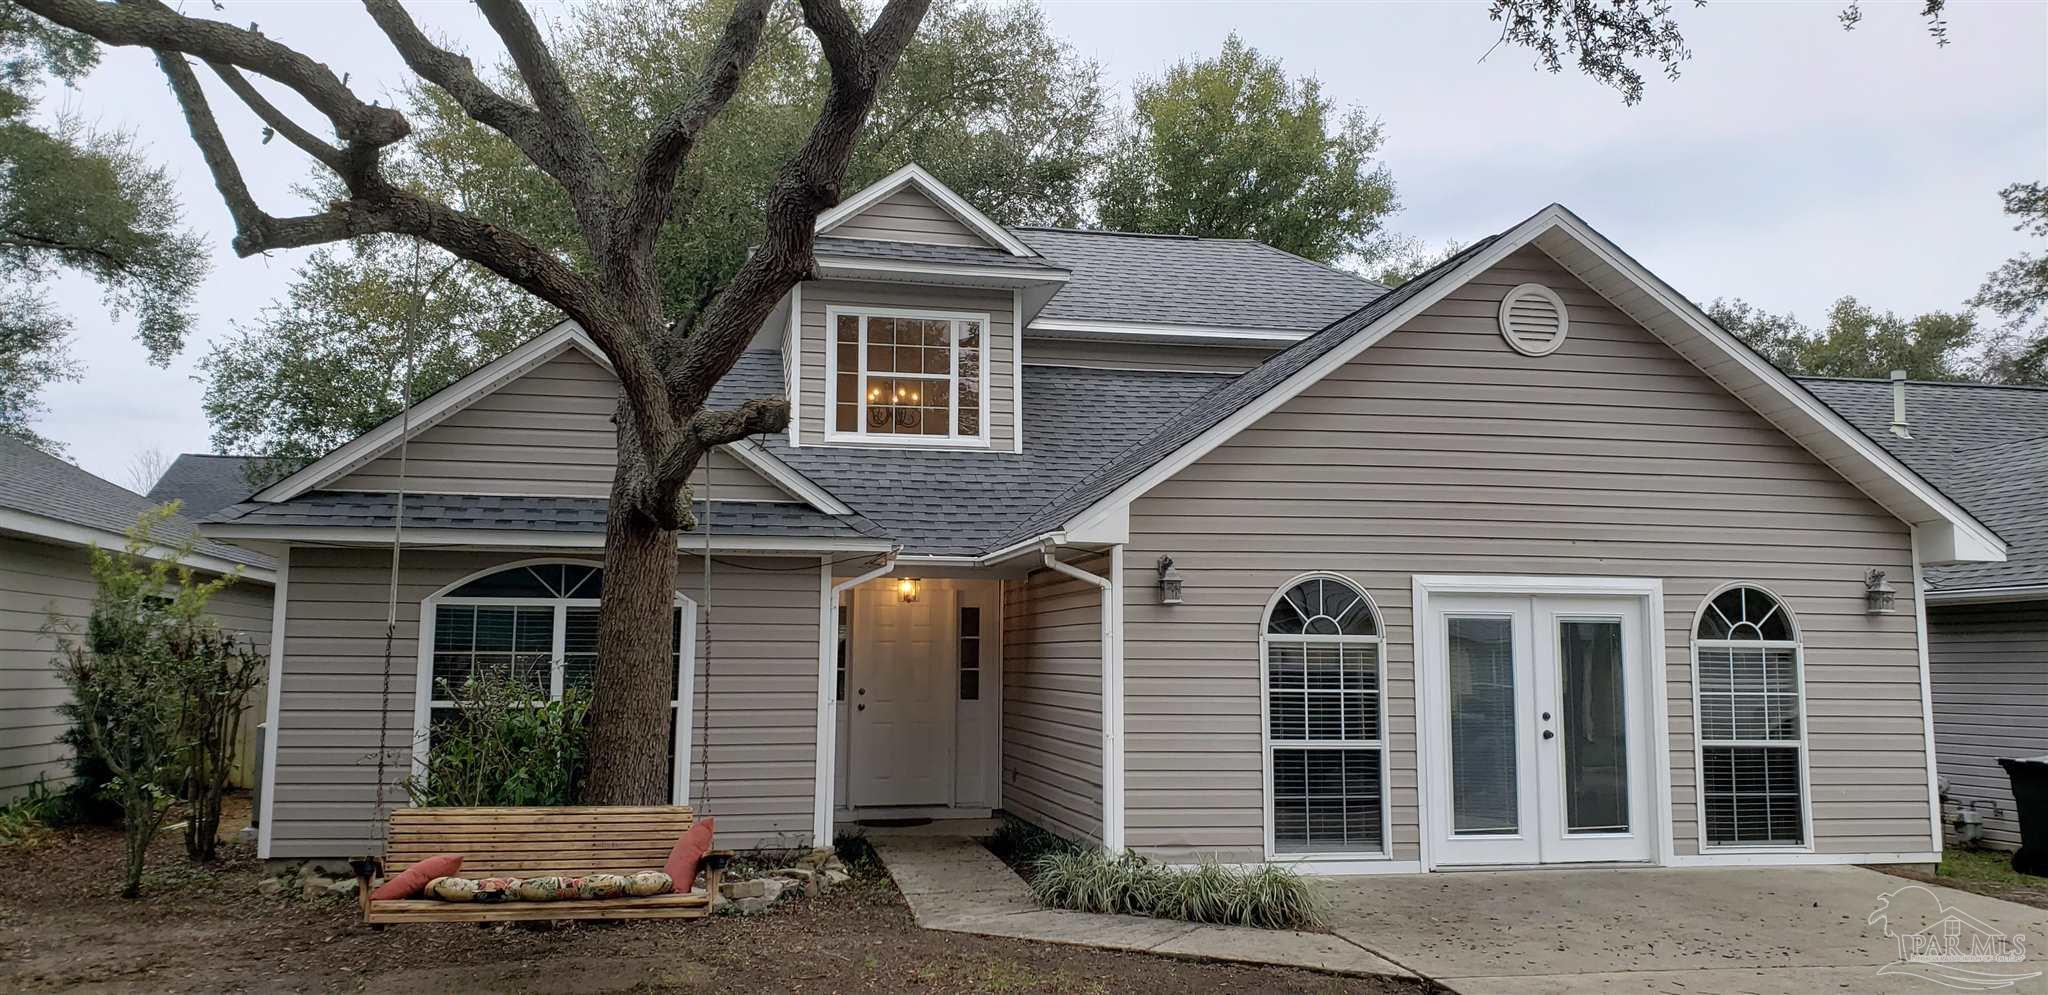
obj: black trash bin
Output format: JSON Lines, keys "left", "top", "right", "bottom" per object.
{"left": 1999, "top": 756, "right": 2048, "bottom": 875}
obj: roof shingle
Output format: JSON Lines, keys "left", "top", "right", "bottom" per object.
{"left": 0, "top": 437, "right": 272, "bottom": 570}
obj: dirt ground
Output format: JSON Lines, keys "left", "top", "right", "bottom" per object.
{"left": 0, "top": 799, "right": 1424, "bottom": 995}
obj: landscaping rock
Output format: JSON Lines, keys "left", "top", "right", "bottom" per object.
{"left": 734, "top": 895, "right": 777, "bottom": 915}
{"left": 256, "top": 878, "right": 284, "bottom": 897}
{"left": 721, "top": 879, "right": 769, "bottom": 900}
{"left": 300, "top": 880, "right": 332, "bottom": 900}
{"left": 325, "top": 878, "right": 359, "bottom": 899}
{"left": 823, "top": 868, "right": 851, "bottom": 887}
{"left": 770, "top": 867, "right": 815, "bottom": 895}
{"left": 718, "top": 876, "right": 790, "bottom": 912}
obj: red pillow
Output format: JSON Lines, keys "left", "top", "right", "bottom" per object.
{"left": 663, "top": 817, "right": 715, "bottom": 894}
{"left": 371, "top": 853, "right": 463, "bottom": 900}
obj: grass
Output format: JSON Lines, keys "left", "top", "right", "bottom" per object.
{"left": 1028, "top": 848, "right": 1330, "bottom": 931}
{"left": 1933, "top": 847, "right": 2048, "bottom": 890}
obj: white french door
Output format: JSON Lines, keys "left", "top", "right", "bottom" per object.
{"left": 1424, "top": 593, "right": 1654, "bottom": 866}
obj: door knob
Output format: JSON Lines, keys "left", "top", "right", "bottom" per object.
{"left": 1542, "top": 729, "right": 1555, "bottom": 740}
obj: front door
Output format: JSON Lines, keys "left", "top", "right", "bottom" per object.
{"left": 1425, "top": 594, "right": 1654, "bottom": 866}
{"left": 848, "top": 586, "right": 955, "bottom": 807}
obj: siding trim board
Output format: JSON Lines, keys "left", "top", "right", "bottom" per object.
{"left": 814, "top": 164, "right": 1035, "bottom": 257}
{"left": 258, "top": 546, "right": 289, "bottom": 858}
{"left": 1055, "top": 206, "right": 2000, "bottom": 569}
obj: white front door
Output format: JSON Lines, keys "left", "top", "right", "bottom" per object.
{"left": 1425, "top": 593, "right": 1654, "bottom": 866}
{"left": 848, "top": 587, "right": 955, "bottom": 807}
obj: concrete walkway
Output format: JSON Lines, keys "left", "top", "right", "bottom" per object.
{"left": 867, "top": 833, "right": 1418, "bottom": 981}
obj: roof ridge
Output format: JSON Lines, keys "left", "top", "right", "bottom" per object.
{"left": 1011, "top": 225, "right": 1201, "bottom": 240}
{"left": 1240, "top": 239, "right": 1390, "bottom": 292}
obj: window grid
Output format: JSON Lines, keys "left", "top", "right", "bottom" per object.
{"left": 1693, "top": 585, "right": 1807, "bottom": 848}
{"left": 1264, "top": 576, "right": 1385, "bottom": 856}
{"left": 958, "top": 605, "right": 982, "bottom": 701}
{"left": 828, "top": 308, "right": 986, "bottom": 442}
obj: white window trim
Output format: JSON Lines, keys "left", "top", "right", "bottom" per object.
{"left": 412, "top": 558, "right": 698, "bottom": 806}
{"left": 822, "top": 304, "right": 992, "bottom": 449}
{"left": 1688, "top": 582, "right": 1815, "bottom": 854}
{"left": 1259, "top": 571, "right": 1392, "bottom": 862}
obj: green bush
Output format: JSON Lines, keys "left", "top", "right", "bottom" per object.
{"left": 403, "top": 678, "right": 590, "bottom": 807}
{"left": 1028, "top": 848, "right": 1329, "bottom": 931}
{"left": 0, "top": 781, "right": 67, "bottom": 849}
{"left": 983, "top": 815, "right": 1082, "bottom": 868}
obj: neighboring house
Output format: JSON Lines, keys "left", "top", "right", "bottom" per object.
{"left": 205, "top": 164, "right": 2007, "bottom": 872}
{"left": 149, "top": 453, "right": 282, "bottom": 519}
{"left": 0, "top": 439, "right": 275, "bottom": 801}
{"left": 1802, "top": 376, "right": 2048, "bottom": 850}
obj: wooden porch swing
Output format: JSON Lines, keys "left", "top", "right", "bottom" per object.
{"left": 350, "top": 253, "right": 726, "bottom": 925}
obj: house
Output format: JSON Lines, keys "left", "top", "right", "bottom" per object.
{"left": 1802, "top": 376, "right": 2048, "bottom": 850}
{"left": 205, "top": 164, "right": 2007, "bottom": 872}
{"left": 0, "top": 439, "right": 274, "bottom": 801}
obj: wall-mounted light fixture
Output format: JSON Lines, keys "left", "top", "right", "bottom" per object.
{"left": 1156, "top": 556, "right": 1184, "bottom": 605}
{"left": 896, "top": 577, "right": 922, "bottom": 604}
{"left": 1865, "top": 568, "right": 1897, "bottom": 615}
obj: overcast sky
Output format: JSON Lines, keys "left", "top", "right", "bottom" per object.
{"left": 29, "top": 0, "right": 2048, "bottom": 486}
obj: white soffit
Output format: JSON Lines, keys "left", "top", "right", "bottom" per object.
{"left": 814, "top": 163, "right": 1035, "bottom": 257}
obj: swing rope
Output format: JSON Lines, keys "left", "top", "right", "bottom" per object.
{"left": 697, "top": 452, "right": 713, "bottom": 815}
{"left": 372, "top": 248, "right": 454, "bottom": 845}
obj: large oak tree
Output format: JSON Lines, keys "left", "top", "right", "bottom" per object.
{"left": 14, "top": 0, "right": 933, "bottom": 803}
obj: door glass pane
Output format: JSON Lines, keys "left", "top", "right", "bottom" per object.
{"left": 1448, "top": 615, "right": 1518, "bottom": 835}
{"left": 1560, "top": 619, "right": 1629, "bottom": 834}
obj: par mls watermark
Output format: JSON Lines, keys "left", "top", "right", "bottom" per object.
{"left": 1870, "top": 884, "right": 2043, "bottom": 991}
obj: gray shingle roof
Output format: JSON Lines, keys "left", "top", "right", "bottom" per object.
{"left": 147, "top": 454, "right": 280, "bottom": 518}
{"left": 997, "top": 236, "right": 1504, "bottom": 548}
{"left": 1801, "top": 377, "right": 2048, "bottom": 594}
{"left": 206, "top": 493, "right": 885, "bottom": 545}
{"left": 1012, "top": 227, "right": 1385, "bottom": 332}
{"left": 711, "top": 353, "right": 1231, "bottom": 556}
{"left": 0, "top": 436, "right": 273, "bottom": 570}
{"left": 815, "top": 235, "right": 1067, "bottom": 273}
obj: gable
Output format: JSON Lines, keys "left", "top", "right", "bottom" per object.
{"left": 331, "top": 347, "right": 792, "bottom": 502}
{"left": 830, "top": 186, "right": 993, "bottom": 248}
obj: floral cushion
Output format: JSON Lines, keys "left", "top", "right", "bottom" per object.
{"left": 517, "top": 876, "right": 575, "bottom": 902}
{"left": 425, "top": 876, "right": 477, "bottom": 902}
{"left": 576, "top": 874, "right": 628, "bottom": 899}
{"left": 624, "top": 871, "right": 673, "bottom": 897}
{"left": 424, "top": 871, "right": 675, "bottom": 902}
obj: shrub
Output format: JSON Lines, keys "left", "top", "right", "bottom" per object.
{"left": 983, "top": 815, "right": 1082, "bottom": 869}
{"left": 1028, "top": 848, "right": 1329, "bottom": 931}
{"left": 0, "top": 782, "right": 66, "bottom": 849}
{"left": 403, "top": 678, "right": 590, "bottom": 807}
{"left": 171, "top": 625, "right": 265, "bottom": 862}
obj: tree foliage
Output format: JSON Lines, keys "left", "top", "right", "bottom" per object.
{"left": 1093, "top": 33, "right": 1396, "bottom": 265}
{"left": 1708, "top": 296, "right": 1976, "bottom": 380}
{"left": 1486, "top": 0, "right": 1951, "bottom": 105}
{"left": 1969, "top": 181, "right": 2048, "bottom": 386}
{"left": 204, "top": 0, "right": 1101, "bottom": 471}
{"left": 0, "top": 4, "right": 208, "bottom": 454}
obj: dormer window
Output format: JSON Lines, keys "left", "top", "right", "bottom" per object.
{"left": 827, "top": 305, "right": 989, "bottom": 446}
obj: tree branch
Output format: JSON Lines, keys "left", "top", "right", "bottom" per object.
{"left": 358, "top": 0, "right": 572, "bottom": 188}
{"left": 646, "top": 397, "right": 791, "bottom": 513}
{"left": 21, "top": 0, "right": 406, "bottom": 146}
{"left": 473, "top": 1, "right": 605, "bottom": 199}
{"left": 618, "top": 0, "right": 772, "bottom": 259}
{"left": 205, "top": 62, "right": 343, "bottom": 170}
{"left": 149, "top": 46, "right": 290, "bottom": 255}
{"left": 669, "top": 0, "right": 932, "bottom": 414}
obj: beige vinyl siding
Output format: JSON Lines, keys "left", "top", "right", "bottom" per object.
{"left": 335, "top": 348, "right": 789, "bottom": 502}
{"left": 1929, "top": 599, "right": 2048, "bottom": 850}
{"left": 1022, "top": 338, "right": 1278, "bottom": 374}
{"left": 267, "top": 546, "right": 822, "bottom": 858}
{"left": 796, "top": 280, "right": 1017, "bottom": 450}
{"left": 1000, "top": 554, "right": 1105, "bottom": 843}
{"left": 1120, "top": 245, "right": 1928, "bottom": 862}
{"left": 1, "top": 534, "right": 270, "bottom": 800}
{"left": 830, "top": 186, "right": 990, "bottom": 247}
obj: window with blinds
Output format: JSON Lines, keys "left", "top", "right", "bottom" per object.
{"left": 1693, "top": 585, "right": 1807, "bottom": 847}
{"left": 1264, "top": 575, "right": 1385, "bottom": 855}
{"left": 424, "top": 563, "right": 690, "bottom": 802}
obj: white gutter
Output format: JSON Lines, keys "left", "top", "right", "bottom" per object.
{"left": 1040, "top": 543, "right": 1125, "bottom": 852}
{"left": 812, "top": 549, "right": 900, "bottom": 846}
{"left": 1923, "top": 584, "right": 2048, "bottom": 605}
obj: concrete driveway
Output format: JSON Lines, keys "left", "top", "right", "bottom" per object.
{"left": 1327, "top": 865, "right": 2048, "bottom": 994}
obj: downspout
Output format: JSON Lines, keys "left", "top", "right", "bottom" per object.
{"left": 1042, "top": 543, "right": 1125, "bottom": 852}
{"left": 813, "top": 548, "right": 899, "bottom": 847}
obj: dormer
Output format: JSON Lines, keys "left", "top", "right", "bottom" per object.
{"left": 783, "top": 165, "right": 1069, "bottom": 453}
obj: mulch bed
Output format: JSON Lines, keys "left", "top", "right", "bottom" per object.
{"left": 0, "top": 809, "right": 1426, "bottom": 994}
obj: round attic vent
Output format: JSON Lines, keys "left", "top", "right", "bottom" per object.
{"left": 1498, "top": 283, "right": 1569, "bottom": 357}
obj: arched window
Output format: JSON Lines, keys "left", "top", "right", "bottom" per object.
{"left": 1263, "top": 575, "right": 1385, "bottom": 856}
{"left": 1693, "top": 585, "right": 1807, "bottom": 848}
{"left": 418, "top": 560, "right": 695, "bottom": 802}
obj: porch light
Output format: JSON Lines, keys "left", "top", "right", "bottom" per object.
{"left": 1156, "top": 556, "right": 1184, "bottom": 605}
{"left": 896, "top": 577, "right": 921, "bottom": 604}
{"left": 1864, "top": 569, "right": 1897, "bottom": 615}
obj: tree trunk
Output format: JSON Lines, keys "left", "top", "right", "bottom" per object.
{"left": 582, "top": 477, "right": 681, "bottom": 805}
